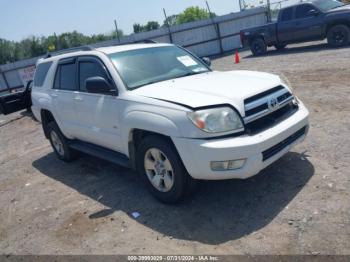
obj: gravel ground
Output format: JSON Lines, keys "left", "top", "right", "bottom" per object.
{"left": 0, "top": 41, "right": 349, "bottom": 255}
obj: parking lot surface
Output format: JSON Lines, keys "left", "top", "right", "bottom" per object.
{"left": 1, "top": 41, "right": 349, "bottom": 255}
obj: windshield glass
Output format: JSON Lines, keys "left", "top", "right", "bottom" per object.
{"left": 313, "top": 0, "right": 344, "bottom": 11}
{"left": 108, "top": 46, "right": 209, "bottom": 90}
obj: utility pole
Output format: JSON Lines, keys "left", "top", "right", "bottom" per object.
{"left": 206, "top": 1, "right": 223, "bottom": 54}
{"left": 239, "top": 0, "right": 243, "bottom": 11}
{"left": 163, "top": 8, "right": 173, "bottom": 43}
{"left": 114, "top": 20, "right": 120, "bottom": 42}
{"left": 266, "top": 0, "right": 272, "bottom": 22}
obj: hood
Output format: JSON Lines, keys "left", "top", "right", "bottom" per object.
{"left": 131, "top": 70, "right": 283, "bottom": 115}
{"left": 327, "top": 5, "right": 350, "bottom": 13}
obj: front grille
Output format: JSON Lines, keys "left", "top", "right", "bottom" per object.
{"left": 244, "top": 85, "right": 285, "bottom": 104}
{"left": 246, "top": 102, "right": 298, "bottom": 134}
{"left": 244, "top": 86, "right": 295, "bottom": 133}
{"left": 262, "top": 126, "right": 307, "bottom": 161}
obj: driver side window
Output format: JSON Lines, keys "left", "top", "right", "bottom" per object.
{"left": 79, "top": 60, "right": 108, "bottom": 92}
{"left": 295, "top": 4, "right": 316, "bottom": 19}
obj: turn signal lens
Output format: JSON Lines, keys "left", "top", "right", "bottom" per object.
{"left": 210, "top": 159, "right": 246, "bottom": 171}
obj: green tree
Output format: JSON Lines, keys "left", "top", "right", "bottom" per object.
{"left": 144, "top": 21, "right": 160, "bottom": 31}
{"left": 0, "top": 29, "right": 125, "bottom": 64}
{"left": 133, "top": 21, "right": 160, "bottom": 33}
{"left": 133, "top": 23, "right": 143, "bottom": 34}
{"left": 176, "top": 6, "right": 214, "bottom": 24}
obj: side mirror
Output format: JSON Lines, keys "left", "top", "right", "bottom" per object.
{"left": 85, "top": 76, "right": 113, "bottom": 95}
{"left": 202, "top": 57, "right": 211, "bottom": 67}
{"left": 308, "top": 9, "right": 319, "bottom": 16}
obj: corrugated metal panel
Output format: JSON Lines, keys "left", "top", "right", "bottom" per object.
{"left": 219, "top": 13, "right": 266, "bottom": 36}
{"left": 173, "top": 25, "right": 217, "bottom": 46}
{"left": 0, "top": 56, "right": 41, "bottom": 72}
{"left": 187, "top": 40, "right": 221, "bottom": 57}
{"left": 222, "top": 35, "right": 241, "bottom": 52}
{"left": 151, "top": 35, "right": 171, "bottom": 43}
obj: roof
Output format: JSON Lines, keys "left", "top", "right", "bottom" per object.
{"left": 36, "top": 43, "right": 173, "bottom": 64}
{"left": 96, "top": 43, "right": 173, "bottom": 54}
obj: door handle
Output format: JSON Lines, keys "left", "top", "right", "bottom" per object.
{"left": 50, "top": 93, "right": 58, "bottom": 98}
{"left": 74, "top": 97, "right": 83, "bottom": 101}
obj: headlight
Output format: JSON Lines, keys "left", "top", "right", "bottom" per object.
{"left": 187, "top": 107, "right": 244, "bottom": 133}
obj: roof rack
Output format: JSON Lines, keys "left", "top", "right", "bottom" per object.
{"left": 138, "top": 39, "right": 157, "bottom": 44}
{"left": 44, "top": 40, "right": 158, "bottom": 59}
{"left": 125, "top": 39, "right": 158, "bottom": 45}
{"left": 45, "top": 45, "right": 94, "bottom": 59}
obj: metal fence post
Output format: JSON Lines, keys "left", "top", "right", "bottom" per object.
{"left": 206, "top": 1, "right": 223, "bottom": 54}
{"left": 163, "top": 8, "right": 173, "bottom": 43}
{"left": 266, "top": 0, "right": 272, "bottom": 22}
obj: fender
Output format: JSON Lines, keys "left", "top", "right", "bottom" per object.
{"left": 121, "top": 110, "right": 180, "bottom": 156}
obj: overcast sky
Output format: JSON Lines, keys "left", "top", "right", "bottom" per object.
{"left": 0, "top": 0, "right": 246, "bottom": 41}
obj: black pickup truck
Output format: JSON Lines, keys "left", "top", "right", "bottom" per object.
{"left": 241, "top": 0, "right": 350, "bottom": 56}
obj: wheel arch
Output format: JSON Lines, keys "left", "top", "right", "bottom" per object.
{"left": 122, "top": 111, "right": 182, "bottom": 170}
{"left": 326, "top": 20, "right": 350, "bottom": 34}
{"left": 40, "top": 109, "right": 56, "bottom": 139}
{"left": 249, "top": 34, "right": 266, "bottom": 46}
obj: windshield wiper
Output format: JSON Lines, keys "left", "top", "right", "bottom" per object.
{"left": 130, "top": 80, "right": 162, "bottom": 89}
{"left": 130, "top": 71, "right": 207, "bottom": 90}
{"left": 172, "top": 71, "right": 206, "bottom": 80}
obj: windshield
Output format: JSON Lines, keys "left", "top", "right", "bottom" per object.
{"left": 108, "top": 46, "right": 210, "bottom": 90}
{"left": 313, "top": 0, "right": 344, "bottom": 11}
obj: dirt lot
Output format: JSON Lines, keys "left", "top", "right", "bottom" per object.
{"left": 1, "top": 41, "right": 349, "bottom": 255}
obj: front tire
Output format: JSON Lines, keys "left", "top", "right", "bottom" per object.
{"left": 327, "top": 24, "right": 350, "bottom": 48}
{"left": 136, "top": 135, "right": 196, "bottom": 203}
{"left": 250, "top": 38, "right": 267, "bottom": 56}
{"left": 47, "top": 122, "right": 76, "bottom": 162}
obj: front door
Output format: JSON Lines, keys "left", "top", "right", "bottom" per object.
{"left": 292, "top": 4, "right": 323, "bottom": 42}
{"left": 73, "top": 56, "right": 123, "bottom": 152}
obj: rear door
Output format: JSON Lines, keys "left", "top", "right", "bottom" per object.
{"left": 277, "top": 7, "right": 296, "bottom": 43}
{"left": 50, "top": 58, "right": 80, "bottom": 138}
{"left": 292, "top": 4, "right": 323, "bottom": 41}
{"left": 73, "top": 56, "right": 123, "bottom": 152}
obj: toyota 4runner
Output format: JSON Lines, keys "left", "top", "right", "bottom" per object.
{"left": 31, "top": 43, "right": 309, "bottom": 203}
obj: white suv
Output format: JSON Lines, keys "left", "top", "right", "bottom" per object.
{"left": 31, "top": 43, "right": 309, "bottom": 203}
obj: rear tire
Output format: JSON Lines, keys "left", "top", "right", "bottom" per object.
{"left": 136, "top": 135, "right": 197, "bottom": 203}
{"left": 47, "top": 122, "right": 76, "bottom": 162}
{"left": 250, "top": 38, "right": 267, "bottom": 56}
{"left": 327, "top": 24, "right": 350, "bottom": 48}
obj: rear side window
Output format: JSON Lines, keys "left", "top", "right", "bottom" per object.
{"left": 295, "top": 4, "right": 315, "bottom": 19}
{"left": 280, "top": 7, "right": 293, "bottom": 22}
{"left": 54, "top": 62, "right": 77, "bottom": 91}
{"left": 33, "top": 62, "right": 52, "bottom": 87}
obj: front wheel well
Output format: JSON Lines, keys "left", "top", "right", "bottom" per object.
{"left": 326, "top": 22, "right": 350, "bottom": 33}
{"left": 41, "top": 109, "right": 55, "bottom": 138}
{"left": 128, "top": 129, "right": 175, "bottom": 170}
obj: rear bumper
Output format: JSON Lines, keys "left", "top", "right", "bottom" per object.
{"left": 173, "top": 102, "right": 309, "bottom": 180}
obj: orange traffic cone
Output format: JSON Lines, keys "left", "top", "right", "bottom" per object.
{"left": 235, "top": 51, "right": 240, "bottom": 64}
